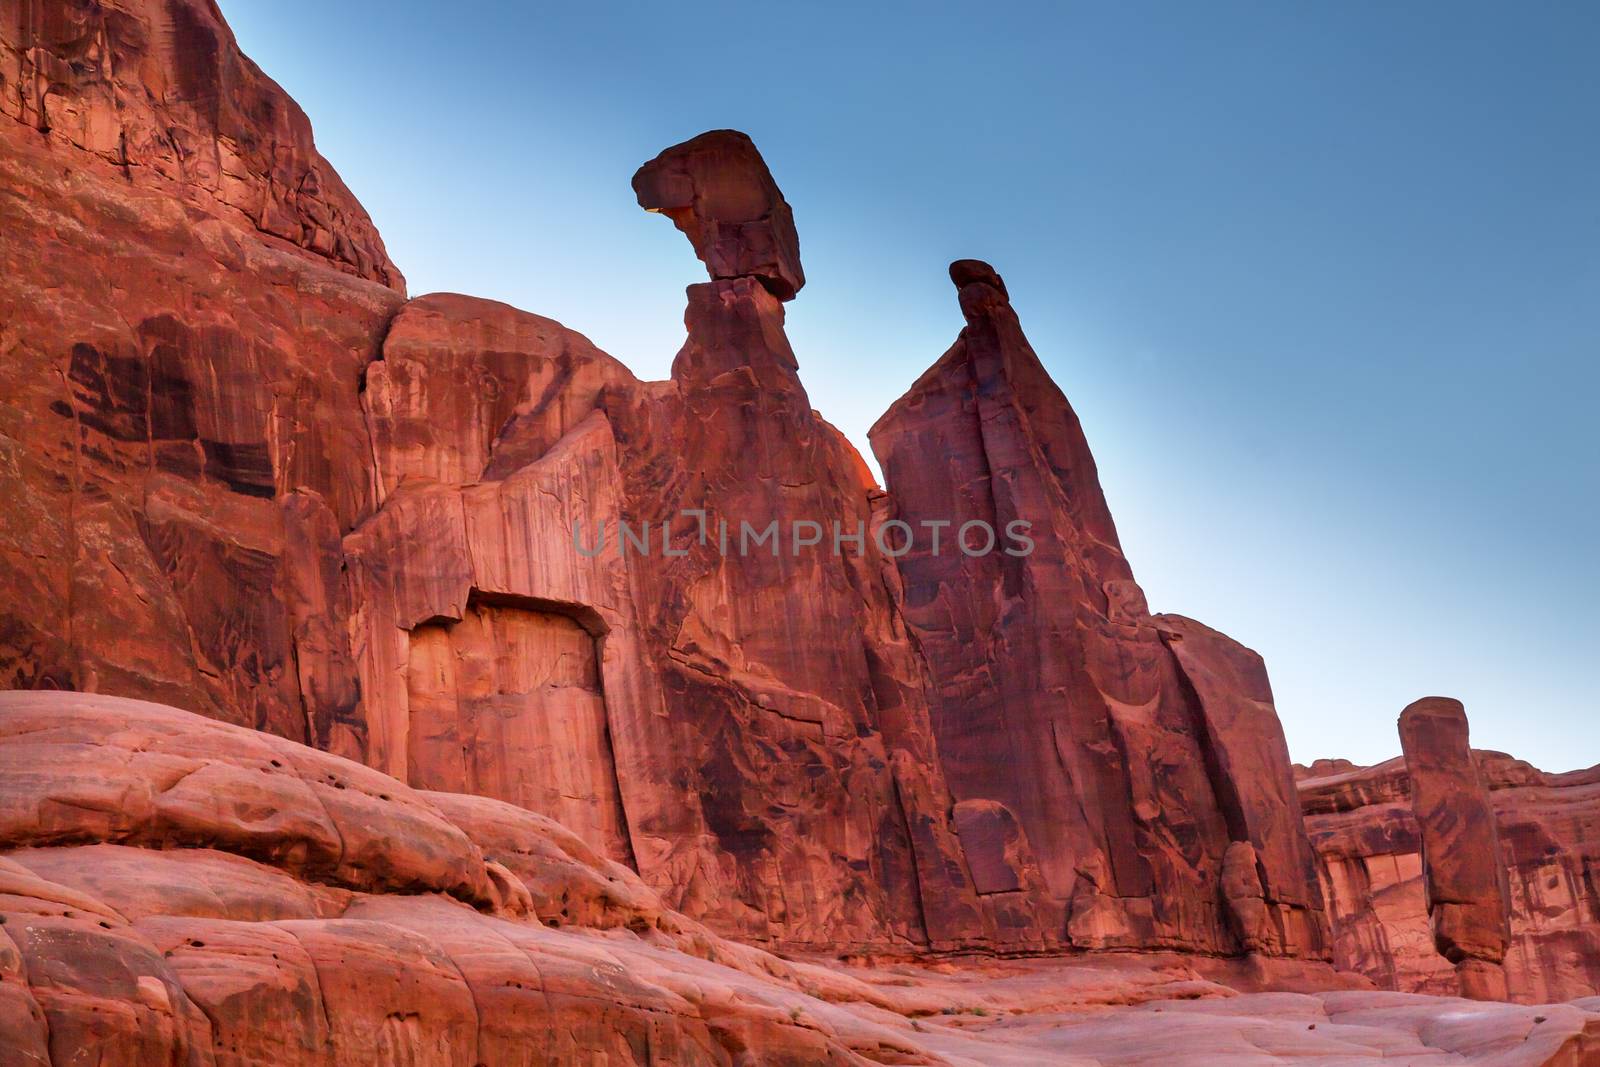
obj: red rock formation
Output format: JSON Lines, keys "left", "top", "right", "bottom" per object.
{"left": 1302, "top": 738, "right": 1600, "bottom": 1004}
{"left": 869, "top": 261, "right": 1330, "bottom": 958}
{"left": 13, "top": 0, "right": 1540, "bottom": 982}
{"left": 7, "top": 691, "right": 1599, "bottom": 1067}
{"left": 1398, "top": 696, "right": 1513, "bottom": 1000}
{"left": 0, "top": 0, "right": 402, "bottom": 750}
{"left": 0, "top": 691, "right": 922, "bottom": 1065}
{"left": 1, "top": 0, "right": 401, "bottom": 287}
{"left": 633, "top": 130, "right": 804, "bottom": 300}
{"left": 7, "top": 0, "right": 1600, "bottom": 1058}
{"left": 0, "top": 0, "right": 1337, "bottom": 956}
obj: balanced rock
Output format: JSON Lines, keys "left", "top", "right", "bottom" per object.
{"left": 633, "top": 129, "right": 805, "bottom": 299}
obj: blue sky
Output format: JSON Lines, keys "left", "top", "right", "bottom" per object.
{"left": 224, "top": 1, "right": 1599, "bottom": 771}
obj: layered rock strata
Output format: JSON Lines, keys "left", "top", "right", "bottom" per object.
{"left": 1301, "top": 735, "right": 1600, "bottom": 1004}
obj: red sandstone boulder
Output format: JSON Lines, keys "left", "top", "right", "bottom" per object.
{"left": 633, "top": 129, "right": 805, "bottom": 299}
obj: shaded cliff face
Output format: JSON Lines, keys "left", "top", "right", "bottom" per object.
{"left": 0, "top": 0, "right": 1336, "bottom": 960}
{"left": 1, "top": 0, "right": 402, "bottom": 287}
{"left": 1398, "top": 697, "right": 1512, "bottom": 1000}
{"left": 869, "top": 262, "right": 1329, "bottom": 958}
{"left": 0, "top": 0, "right": 403, "bottom": 749}
{"left": 1300, "top": 742, "right": 1600, "bottom": 1003}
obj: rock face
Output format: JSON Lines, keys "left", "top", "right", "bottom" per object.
{"left": 0, "top": 0, "right": 403, "bottom": 752}
{"left": 0, "top": 691, "right": 979, "bottom": 1066}
{"left": 633, "top": 130, "right": 804, "bottom": 300}
{"left": 1, "top": 0, "right": 401, "bottom": 287}
{"left": 6, "top": 691, "right": 1600, "bottom": 1067}
{"left": 7, "top": 0, "right": 1600, "bottom": 1059}
{"left": 0, "top": 0, "right": 1424, "bottom": 968}
{"left": 868, "top": 262, "right": 1329, "bottom": 957}
{"left": 1398, "top": 697, "right": 1512, "bottom": 1000}
{"left": 1301, "top": 727, "right": 1600, "bottom": 1004}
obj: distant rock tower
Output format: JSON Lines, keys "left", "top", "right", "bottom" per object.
{"left": 1397, "top": 696, "right": 1513, "bottom": 1000}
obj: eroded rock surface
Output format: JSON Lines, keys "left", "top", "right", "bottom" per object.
{"left": 0, "top": 9, "right": 402, "bottom": 751}
{"left": 0, "top": 0, "right": 401, "bottom": 287}
{"left": 4, "top": 692, "right": 1597, "bottom": 1067}
{"left": 1301, "top": 732, "right": 1600, "bottom": 1004}
{"left": 633, "top": 129, "right": 804, "bottom": 299}
{"left": 868, "top": 262, "right": 1329, "bottom": 957}
{"left": 1, "top": 2, "right": 1333, "bottom": 958}
{"left": 10, "top": 3, "right": 1598, "bottom": 1044}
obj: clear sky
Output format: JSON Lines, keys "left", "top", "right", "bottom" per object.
{"left": 223, "top": 1, "right": 1598, "bottom": 771}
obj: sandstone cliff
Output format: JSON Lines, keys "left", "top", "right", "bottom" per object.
{"left": 869, "top": 261, "right": 1328, "bottom": 958}
{"left": 1, "top": 0, "right": 401, "bottom": 286}
{"left": 1301, "top": 734, "right": 1600, "bottom": 1004}
{"left": 1, "top": 0, "right": 404, "bottom": 749}
{"left": 0, "top": 0, "right": 1338, "bottom": 963}
{"left": 6, "top": 0, "right": 1600, "bottom": 1061}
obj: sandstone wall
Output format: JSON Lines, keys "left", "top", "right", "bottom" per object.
{"left": 1300, "top": 748, "right": 1600, "bottom": 1003}
{"left": 0, "top": 0, "right": 403, "bottom": 748}
{"left": 2, "top": 0, "right": 1335, "bottom": 960}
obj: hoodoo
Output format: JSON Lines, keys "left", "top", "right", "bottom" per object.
{"left": 3, "top": 2, "right": 1599, "bottom": 1062}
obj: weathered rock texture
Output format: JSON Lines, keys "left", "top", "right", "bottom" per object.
{"left": 1398, "top": 697, "right": 1513, "bottom": 1000}
{"left": 868, "top": 262, "right": 1329, "bottom": 957}
{"left": 7, "top": 0, "right": 1600, "bottom": 1058}
{"left": 6, "top": 691, "right": 1599, "bottom": 1067}
{"left": 1, "top": 0, "right": 401, "bottom": 287}
{"left": 0, "top": 0, "right": 404, "bottom": 753}
{"left": 1301, "top": 740, "right": 1600, "bottom": 1004}
{"left": 0, "top": 0, "right": 1479, "bottom": 971}
{"left": 633, "top": 129, "right": 804, "bottom": 300}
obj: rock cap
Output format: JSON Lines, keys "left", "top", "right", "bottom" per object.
{"left": 949, "top": 258, "right": 1009, "bottom": 299}
{"left": 633, "top": 130, "right": 804, "bottom": 300}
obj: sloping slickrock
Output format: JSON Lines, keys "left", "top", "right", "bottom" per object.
{"left": 869, "top": 261, "right": 1330, "bottom": 957}
{"left": 0, "top": 691, "right": 499, "bottom": 907}
{"left": 1301, "top": 741, "right": 1600, "bottom": 1004}
{"left": 4, "top": 691, "right": 1598, "bottom": 1067}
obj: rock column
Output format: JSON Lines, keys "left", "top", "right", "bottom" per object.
{"left": 1397, "top": 696, "right": 1512, "bottom": 1000}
